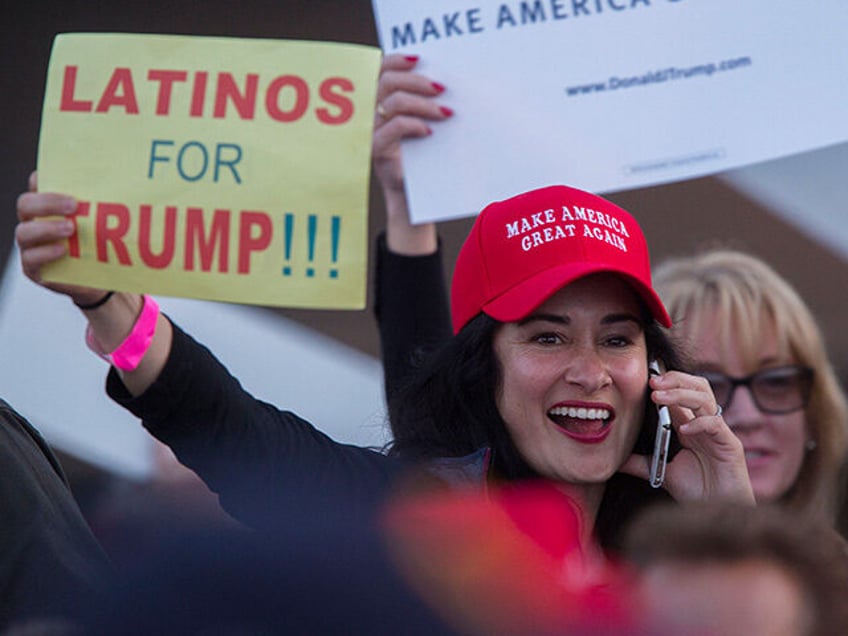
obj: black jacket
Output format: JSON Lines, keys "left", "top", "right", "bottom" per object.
{"left": 0, "top": 400, "right": 111, "bottom": 627}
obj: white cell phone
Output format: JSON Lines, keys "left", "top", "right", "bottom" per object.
{"left": 648, "top": 359, "right": 672, "bottom": 488}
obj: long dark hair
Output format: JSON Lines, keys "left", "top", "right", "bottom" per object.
{"left": 387, "top": 313, "right": 529, "bottom": 476}
{"left": 387, "top": 306, "right": 685, "bottom": 550}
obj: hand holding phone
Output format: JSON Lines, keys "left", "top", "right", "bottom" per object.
{"left": 648, "top": 359, "right": 672, "bottom": 488}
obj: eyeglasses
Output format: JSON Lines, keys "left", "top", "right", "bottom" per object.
{"left": 699, "top": 365, "right": 814, "bottom": 415}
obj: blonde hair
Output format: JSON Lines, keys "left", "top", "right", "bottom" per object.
{"left": 653, "top": 249, "right": 848, "bottom": 524}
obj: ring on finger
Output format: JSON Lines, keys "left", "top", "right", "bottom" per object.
{"left": 715, "top": 404, "right": 723, "bottom": 417}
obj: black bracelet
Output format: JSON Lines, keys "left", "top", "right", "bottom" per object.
{"left": 74, "top": 291, "right": 114, "bottom": 310}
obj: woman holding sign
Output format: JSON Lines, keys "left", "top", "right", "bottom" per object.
{"left": 17, "top": 159, "right": 752, "bottom": 564}
{"left": 371, "top": 54, "right": 848, "bottom": 533}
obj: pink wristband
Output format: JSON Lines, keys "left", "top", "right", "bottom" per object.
{"left": 86, "top": 295, "right": 160, "bottom": 371}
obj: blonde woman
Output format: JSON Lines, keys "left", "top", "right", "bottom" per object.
{"left": 653, "top": 250, "right": 848, "bottom": 526}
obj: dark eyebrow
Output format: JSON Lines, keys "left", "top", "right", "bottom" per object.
{"left": 517, "top": 312, "right": 642, "bottom": 327}
{"left": 517, "top": 313, "right": 569, "bottom": 326}
{"left": 602, "top": 312, "right": 643, "bottom": 327}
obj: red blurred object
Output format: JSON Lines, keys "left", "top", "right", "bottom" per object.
{"left": 382, "top": 480, "right": 641, "bottom": 636}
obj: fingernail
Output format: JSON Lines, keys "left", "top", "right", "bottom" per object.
{"left": 61, "top": 197, "right": 78, "bottom": 214}
{"left": 431, "top": 82, "right": 446, "bottom": 94}
{"left": 405, "top": 55, "right": 419, "bottom": 63}
{"left": 424, "top": 125, "right": 433, "bottom": 136}
{"left": 439, "top": 106, "right": 454, "bottom": 117}
{"left": 60, "top": 220, "right": 75, "bottom": 236}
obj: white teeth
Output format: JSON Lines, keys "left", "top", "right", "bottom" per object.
{"left": 549, "top": 407, "right": 610, "bottom": 420}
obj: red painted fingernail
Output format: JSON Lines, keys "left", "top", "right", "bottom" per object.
{"left": 424, "top": 125, "right": 433, "bottom": 136}
{"left": 405, "top": 55, "right": 419, "bottom": 63}
{"left": 431, "top": 82, "right": 446, "bottom": 94}
{"left": 439, "top": 106, "right": 454, "bottom": 117}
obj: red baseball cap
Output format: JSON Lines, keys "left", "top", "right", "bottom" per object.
{"left": 450, "top": 185, "right": 672, "bottom": 333}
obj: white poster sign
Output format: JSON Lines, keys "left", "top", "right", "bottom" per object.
{"left": 372, "top": 0, "right": 848, "bottom": 222}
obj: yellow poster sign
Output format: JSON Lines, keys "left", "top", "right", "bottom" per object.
{"left": 37, "top": 33, "right": 381, "bottom": 309}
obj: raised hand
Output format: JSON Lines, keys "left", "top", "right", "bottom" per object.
{"left": 372, "top": 54, "right": 453, "bottom": 255}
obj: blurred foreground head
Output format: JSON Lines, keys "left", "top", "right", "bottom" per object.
{"left": 623, "top": 501, "right": 848, "bottom": 636}
{"left": 77, "top": 484, "right": 459, "bottom": 635}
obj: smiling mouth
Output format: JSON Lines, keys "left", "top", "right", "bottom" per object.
{"left": 744, "top": 449, "right": 772, "bottom": 464}
{"left": 548, "top": 406, "right": 612, "bottom": 441}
